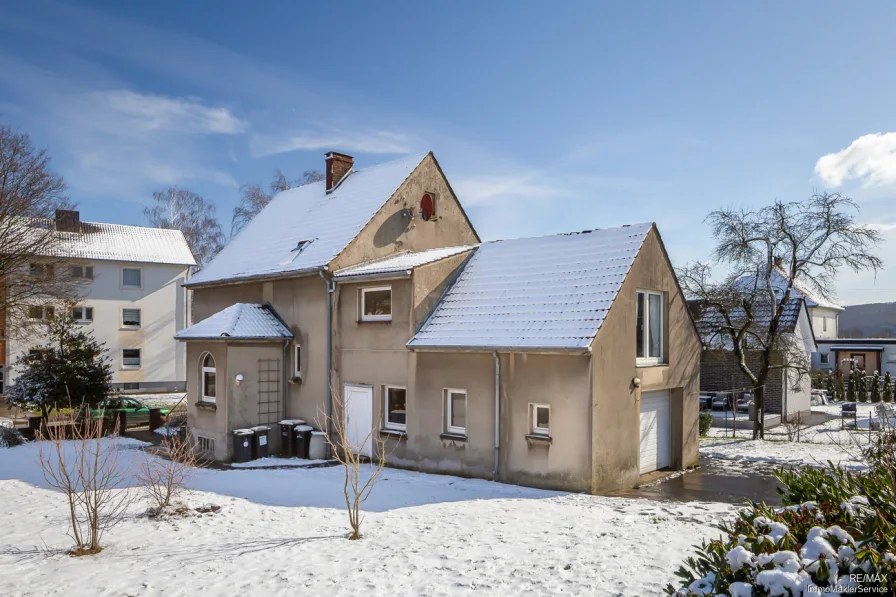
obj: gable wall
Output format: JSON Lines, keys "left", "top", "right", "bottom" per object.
{"left": 329, "top": 154, "right": 479, "bottom": 272}
{"left": 590, "top": 227, "right": 701, "bottom": 491}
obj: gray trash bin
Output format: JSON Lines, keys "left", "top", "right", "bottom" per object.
{"left": 252, "top": 425, "right": 271, "bottom": 459}
{"left": 308, "top": 430, "right": 328, "bottom": 460}
{"left": 294, "top": 424, "right": 314, "bottom": 459}
{"left": 232, "top": 429, "right": 254, "bottom": 463}
{"left": 278, "top": 419, "right": 305, "bottom": 457}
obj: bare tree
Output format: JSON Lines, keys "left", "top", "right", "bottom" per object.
{"left": 0, "top": 123, "right": 87, "bottom": 340}
{"left": 317, "top": 385, "right": 388, "bottom": 540}
{"left": 680, "top": 192, "right": 882, "bottom": 439}
{"left": 231, "top": 169, "right": 323, "bottom": 237}
{"left": 144, "top": 188, "right": 226, "bottom": 269}
{"left": 38, "top": 414, "right": 132, "bottom": 555}
{"left": 135, "top": 430, "right": 200, "bottom": 515}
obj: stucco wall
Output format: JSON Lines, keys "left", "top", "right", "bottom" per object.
{"left": 7, "top": 259, "right": 190, "bottom": 390}
{"left": 590, "top": 227, "right": 701, "bottom": 491}
{"left": 810, "top": 306, "right": 840, "bottom": 339}
{"left": 329, "top": 153, "right": 479, "bottom": 271}
{"left": 186, "top": 341, "right": 229, "bottom": 460}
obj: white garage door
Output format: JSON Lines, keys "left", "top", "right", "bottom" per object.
{"left": 639, "top": 390, "right": 672, "bottom": 474}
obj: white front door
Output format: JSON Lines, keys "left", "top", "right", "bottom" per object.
{"left": 343, "top": 384, "right": 374, "bottom": 457}
{"left": 639, "top": 390, "right": 672, "bottom": 474}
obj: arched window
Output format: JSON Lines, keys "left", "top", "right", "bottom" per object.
{"left": 420, "top": 193, "right": 435, "bottom": 221}
{"left": 201, "top": 352, "right": 216, "bottom": 403}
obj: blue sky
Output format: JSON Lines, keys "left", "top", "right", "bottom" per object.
{"left": 1, "top": 1, "right": 895, "bottom": 304}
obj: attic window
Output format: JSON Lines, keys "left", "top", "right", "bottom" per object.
{"left": 420, "top": 193, "right": 435, "bottom": 221}
{"left": 292, "top": 239, "right": 315, "bottom": 254}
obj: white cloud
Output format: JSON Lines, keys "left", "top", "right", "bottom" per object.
{"left": 815, "top": 132, "right": 896, "bottom": 187}
{"left": 250, "top": 128, "right": 416, "bottom": 157}
{"left": 452, "top": 173, "right": 562, "bottom": 206}
{"left": 97, "top": 90, "right": 246, "bottom": 134}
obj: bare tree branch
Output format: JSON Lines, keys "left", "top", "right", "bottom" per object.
{"left": 230, "top": 169, "right": 323, "bottom": 238}
{"left": 143, "top": 188, "right": 225, "bottom": 269}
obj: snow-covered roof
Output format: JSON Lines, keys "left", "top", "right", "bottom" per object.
{"left": 737, "top": 266, "right": 843, "bottom": 311}
{"left": 175, "top": 303, "right": 293, "bottom": 341}
{"left": 187, "top": 154, "right": 427, "bottom": 287}
{"left": 22, "top": 220, "right": 195, "bottom": 266}
{"left": 408, "top": 223, "right": 654, "bottom": 351}
{"left": 333, "top": 245, "right": 476, "bottom": 279}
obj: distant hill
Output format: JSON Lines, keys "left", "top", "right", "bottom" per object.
{"left": 838, "top": 302, "right": 896, "bottom": 338}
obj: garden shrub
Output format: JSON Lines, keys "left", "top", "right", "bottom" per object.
{"left": 884, "top": 372, "right": 893, "bottom": 404}
{"left": 666, "top": 430, "right": 896, "bottom": 596}
{"left": 699, "top": 412, "right": 713, "bottom": 437}
{"left": 0, "top": 426, "right": 24, "bottom": 448}
{"left": 870, "top": 374, "right": 882, "bottom": 404}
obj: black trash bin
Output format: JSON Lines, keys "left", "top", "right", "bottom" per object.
{"left": 252, "top": 425, "right": 271, "bottom": 459}
{"left": 232, "top": 429, "right": 254, "bottom": 463}
{"left": 278, "top": 419, "right": 305, "bottom": 457}
{"left": 294, "top": 424, "right": 314, "bottom": 459}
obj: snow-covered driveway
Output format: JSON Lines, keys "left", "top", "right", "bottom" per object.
{"left": 0, "top": 439, "right": 734, "bottom": 596}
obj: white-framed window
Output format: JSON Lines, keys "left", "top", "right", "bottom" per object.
{"left": 197, "top": 436, "right": 215, "bottom": 454}
{"left": 636, "top": 290, "right": 664, "bottom": 365}
{"left": 121, "top": 348, "right": 142, "bottom": 369}
{"left": 121, "top": 267, "right": 142, "bottom": 289}
{"left": 820, "top": 353, "right": 830, "bottom": 365}
{"left": 293, "top": 343, "right": 302, "bottom": 377}
{"left": 360, "top": 286, "right": 392, "bottom": 322}
{"left": 383, "top": 385, "right": 407, "bottom": 431}
{"left": 201, "top": 352, "right": 216, "bottom": 403}
{"left": 71, "top": 306, "right": 93, "bottom": 323}
{"left": 530, "top": 403, "right": 551, "bottom": 437}
{"left": 444, "top": 388, "right": 466, "bottom": 435}
{"left": 887, "top": 353, "right": 896, "bottom": 364}
{"left": 29, "top": 263, "right": 53, "bottom": 278}
{"left": 122, "top": 308, "right": 142, "bottom": 329}
{"left": 27, "top": 306, "right": 54, "bottom": 321}
{"left": 71, "top": 265, "right": 94, "bottom": 279}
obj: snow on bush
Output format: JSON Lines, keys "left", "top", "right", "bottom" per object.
{"left": 667, "top": 430, "right": 896, "bottom": 596}
{"left": 0, "top": 426, "right": 24, "bottom": 448}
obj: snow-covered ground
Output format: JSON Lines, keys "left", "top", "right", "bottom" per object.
{"left": 131, "top": 393, "right": 187, "bottom": 409}
{"left": 229, "top": 456, "right": 333, "bottom": 469}
{"left": 699, "top": 437, "right": 866, "bottom": 470}
{"left": 0, "top": 438, "right": 735, "bottom": 596}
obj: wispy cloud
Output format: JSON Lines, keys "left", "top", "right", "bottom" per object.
{"left": 815, "top": 132, "right": 896, "bottom": 187}
{"left": 250, "top": 127, "right": 416, "bottom": 158}
{"left": 97, "top": 90, "right": 246, "bottom": 135}
{"left": 452, "top": 173, "right": 563, "bottom": 206}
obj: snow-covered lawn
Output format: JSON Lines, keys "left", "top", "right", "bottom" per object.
{"left": 0, "top": 438, "right": 735, "bottom": 596}
{"left": 700, "top": 436, "right": 866, "bottom": 470}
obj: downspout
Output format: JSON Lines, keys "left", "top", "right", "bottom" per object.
{"left": 493, "top": 350, "right": 500, "bottom": 481}
{"left": 282, "top": 340, "right": 290, "bottom": 420}
{"left": 320, "top": 270, "right": 336, "bottom": 434}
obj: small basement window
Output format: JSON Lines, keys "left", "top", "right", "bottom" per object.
{"left": 383, "top": 386, "right": 407, "bottom": 431}
{"left": 71, "top": 306, "right": 93, "bottom": 323}
{"left": 197, "top": 436, "right": 215, "bottom": 454}
{"left": 444, "top": 389, "right": 466, "bottom": 435}
{"left": 530, "top": 403, "right": 550, "bottom": 437}
{"left": 121, "top": 348, "right": 142, "bottom": 369}
{"left": 420, "top": 193, "right": 436, "bottom": 221}
{"left": 361, "top": 286, "right": 392, "bottom": 322}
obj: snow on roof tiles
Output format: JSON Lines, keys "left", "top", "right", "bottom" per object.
{"left": 737, "top": 266, "right": 843, "bottom": 311}
{"left": 690, "top": 297, "right": 804, "bottom": 348}
{"left": 333, "top": 245, "right": 476, "bottom": 278}
{"left": 25, "top": 221, "right": 195, "bottom": 266}
{"left": 175, "top": 303, "right": 293, "bottom": 340}
{"left": 187, "top": 153, "right": 427, "bottom": 286}
{"left": 408, "top": 223, "right": 654, "bottom": 351}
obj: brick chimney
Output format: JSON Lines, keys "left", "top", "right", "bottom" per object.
{"left": 55, "top": 209, "right": 81, "bottom": 233}
{"left": 325, "top": 152, "right": 353, "bottom": 192}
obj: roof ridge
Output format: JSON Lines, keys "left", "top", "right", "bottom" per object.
{"left": 483, "top": 222, "right": 654, "bottom": 245}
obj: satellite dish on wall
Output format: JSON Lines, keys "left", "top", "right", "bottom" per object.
{"left": 420, "top": 193, "right": 435, "bottom": 221}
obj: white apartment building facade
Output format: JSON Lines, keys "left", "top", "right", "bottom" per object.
{"left": 2, "top": 210, "right": 195, "bottom": 393}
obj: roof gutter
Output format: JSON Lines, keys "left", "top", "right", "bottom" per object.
{"left": 333, "top": 271, "right": 412, "bottom": 283}
{"left": 174, "top": 336, "right": 294, "bottom": 342}
{"left": 183, "top": 266, "right": 323, "bottom": 289}
{"left": 408, "top": 344, "right": 591, "bottom": 355}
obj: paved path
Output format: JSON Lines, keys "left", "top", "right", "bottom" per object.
{"left": 609, "top": 457, "right": 783, "bottom": 505}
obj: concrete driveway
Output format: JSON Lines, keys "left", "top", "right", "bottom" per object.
{"left": 609, "top": 457, "right": 783, "bottom": 505}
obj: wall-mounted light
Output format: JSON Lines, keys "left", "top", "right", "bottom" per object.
{"left": 632, "top": 377, "right": 641, "bottom": 388}
{"left": 235, "top": 373, "right": 244, "bottom": 386}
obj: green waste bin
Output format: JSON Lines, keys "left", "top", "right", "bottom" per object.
{"left": 278, "top": 419, "right": 305, "bottom": 457}
{"left": 232, "top": 429, "right": 254, "bottom": 463}
{"left": 252, "top": 425, "right": 271, "bottom": 459}
{"left": 294, "top": 425, "right": 314, "bottom": 459}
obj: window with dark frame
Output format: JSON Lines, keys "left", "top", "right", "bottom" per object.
{"left": 820, "top": 353, "right": 829, "bottom": 364}
{"left": 383, "top": 386, "right": 407, "bottom": 431}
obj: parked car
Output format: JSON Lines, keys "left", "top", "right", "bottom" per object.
{"left": 90, "top": 398, "right": 169, "bottom": 428}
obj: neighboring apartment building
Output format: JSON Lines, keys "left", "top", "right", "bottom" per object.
{"left": 3, "top": 210, "right": 195, "bottom": 394}
{"left": 814, "top": 338, "right": 896, "bottom": 377}
{"left": 176, "top": 151, "right": 701, "bottom": 493}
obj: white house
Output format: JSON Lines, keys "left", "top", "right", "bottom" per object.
{"left": 3, "top": 210, "right": 195, "bottom": 393}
